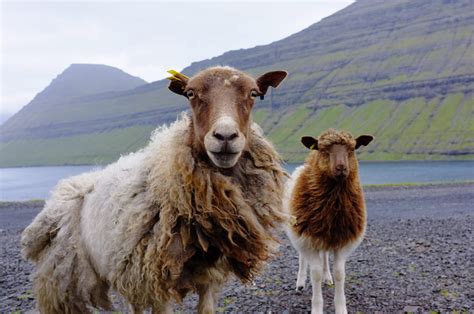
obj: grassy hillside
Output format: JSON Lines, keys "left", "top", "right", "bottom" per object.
{"left": 0, "top": 0, "right": 473, "bottom": 167}
{"left": 257, "top": 93, "right": 474, "bottom": 162}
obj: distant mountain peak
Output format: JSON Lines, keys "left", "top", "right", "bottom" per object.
{"left": 32, "top": 63, "right": 147, "bottom": 105}
{"left": 0, "top": 63, "right": 148, "bottom": 132}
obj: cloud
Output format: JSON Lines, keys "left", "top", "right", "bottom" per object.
{"left": 0, "top": 1, "right": 353, "bottom": 117}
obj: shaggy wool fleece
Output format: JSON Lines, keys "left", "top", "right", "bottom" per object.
{"left": 21, "top": 114, "right": 286, "bottom": 312}
{"left": 284, "top": 129, "right": 366, "bottom": 251}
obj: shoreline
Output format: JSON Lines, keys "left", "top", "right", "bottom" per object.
{"left": 1, "top": 159, "right": 473, "bottom": 169}
{"left": 1, "top": 181, "right": 473, "bottom": 204}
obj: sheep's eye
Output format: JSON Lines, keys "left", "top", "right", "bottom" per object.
{"left": 250, "top": 90, "right": 259, "bottom": 99}
{"left": 186, "top": 90, "right": 195, "bottom": 99}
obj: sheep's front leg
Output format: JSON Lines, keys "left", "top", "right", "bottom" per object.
{"left": 296, "top": 252, "right": 308, "bottom": 291}
{"left": 150, "top": 298, "right": 173, "bottom": 314}
{"left": 197, "top": 282, "right": 219, "bottom": 314}
{"left": 323, "top": 251, "right": 333, "bottom": 285}
{"left": 334, "top": 250, "right": 348, "bottom": 314}
{"left": 309, "top": 252, "right": 324, "bottom": 314}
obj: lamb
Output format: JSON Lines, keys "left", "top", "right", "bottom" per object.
{"left": 284, "top": 129, "right": 373, "bottom": 314}
{"left": 21, "top": 66, "right": 288, "bottom": 313}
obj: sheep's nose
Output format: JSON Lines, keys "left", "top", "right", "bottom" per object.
{"left": 212, "top": 117, "right": 239, "bottom": 142}
{"left": 213, "top": 130, "right": 239, "bottom": 142}
{"left": 335, "top": 164, "right": 346, "bottom": 172}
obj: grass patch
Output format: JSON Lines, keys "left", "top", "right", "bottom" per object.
{"left": 0, "top": 125, "right": 155, "bottom": 167}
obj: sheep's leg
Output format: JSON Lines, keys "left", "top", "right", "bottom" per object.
{"left": 197, "top": 282, "right": 219, "bottom": 314}
{"left": 323, "top": 251, "right": 333, "bottom": 285}
{"left": 309, "top": 252, "right": 324, "bottom": 314}
{"left": 129, "top": 304, "right": 143, "bottom": 314}
{"left": 296, "top": 252, "right": 308, "bottom": 291}
{"left": 334, "top": 250, "right": 348, "bottom": 314}
{"left": 151, "top": 300, "right": 173, "bottom": 314}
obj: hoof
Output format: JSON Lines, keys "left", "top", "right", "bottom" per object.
{"left": 323, "top": 273, "right": 333, "bottom": 286}
{"left": 296, "top": 285, "right": 304, "bottom": 292}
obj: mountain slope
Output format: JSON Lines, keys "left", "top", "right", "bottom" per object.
{"left": 0, "top": 0, "right": 473, "bottom": 167}
{"left": 1, "top": 64, "right": 147, "bottom": 139}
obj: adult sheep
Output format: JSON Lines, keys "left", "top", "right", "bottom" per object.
{"left": 21, "top": 66, "right": 288, "bottom": 313}
{"left": 284, "top": 129, "right": 373, "bottom": 314}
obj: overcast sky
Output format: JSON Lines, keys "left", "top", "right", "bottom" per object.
{"left": 0, "top": 0, "right": 353, "bottom": 122}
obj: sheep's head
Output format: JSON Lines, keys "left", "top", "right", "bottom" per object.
{"left": 169, "top": 67, "right": 287, "bottom": 168}
{"left": 301, "top": 129, "right": 373, "bottom": 180}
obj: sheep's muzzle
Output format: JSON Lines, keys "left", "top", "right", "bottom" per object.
{"left": 204, "top": 116, "right": 246, "bottom": 168}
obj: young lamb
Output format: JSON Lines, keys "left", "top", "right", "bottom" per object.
{"left": 21, "top": 66, "right": 288, "bottom": 314}
{"left": 284, "top": 129, "right": 373, "bottom": 314}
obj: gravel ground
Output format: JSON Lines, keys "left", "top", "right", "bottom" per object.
{"left": 1, "top": 183, "right": 472, "bottom": 313}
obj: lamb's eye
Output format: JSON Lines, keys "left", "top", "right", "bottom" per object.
{"left": 186, "top": 90, "right": 195, "bottom": 99}
{"left": 250, "top": 90, "right": 259, "bottom": 99}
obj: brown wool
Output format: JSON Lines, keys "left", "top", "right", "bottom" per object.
{"left": 290, "top": 130, "right": 366, "bottom": 251}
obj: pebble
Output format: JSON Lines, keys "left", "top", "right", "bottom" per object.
{"left": 1, "top": 184, "right": 473, "bottom": 312}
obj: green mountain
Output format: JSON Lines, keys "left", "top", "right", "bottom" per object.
{"left": 1, "top": 0, "right": 473, "bottom": 167}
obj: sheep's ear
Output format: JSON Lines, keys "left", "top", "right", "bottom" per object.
{"left": 301, "top": 136, "right": 318, "bottom": 150}
{"left": 355, "top": 135, "right": 374, "bottom": 149}
{"left": 168, "top": 80, "right": 187, "bottom": 96}
{"left": 167, "top": 70, "right": 189, "bottom": 96}
{"left": 256, "top": 71, "right": 287, "bottom": 99}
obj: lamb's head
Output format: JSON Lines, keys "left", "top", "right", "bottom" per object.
{"left": 169, "top": 66, "right": 287, "bottom": 168}
{"left": 301, "top": 129, "right": 373, "bottom": 180}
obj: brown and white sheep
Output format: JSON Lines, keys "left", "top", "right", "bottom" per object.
{"left": 21, "top": 66, "right": 287, "bottom": 313}
{"left": 284, "top": 129, "right": 373, "bottom": 314}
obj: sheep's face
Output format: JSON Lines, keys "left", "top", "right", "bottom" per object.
{"left": 301, "top": 129, "right": 373, "bottom": 180}
{"left": 169, "top": 67, "right": 287, "bottom": 168}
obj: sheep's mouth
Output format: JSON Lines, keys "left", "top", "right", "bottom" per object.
{"left": 210, "top": 151, "right": 239, "bottom": 157}
{"left": 334, "top": 172, "right": 348, "bottom": 180}
{"left": 207, "top": 150, "right": 242, "bottom": 168}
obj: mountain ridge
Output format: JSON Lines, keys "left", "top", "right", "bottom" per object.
{"left": 0, "top": 0, "right": 472, "bottom": 167}
{"left": 1, "top": 64, "right": 148, "bottom": 134}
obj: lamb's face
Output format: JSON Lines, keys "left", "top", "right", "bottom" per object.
{"left": 168, "top": 67, "right": 287, "bottom": 168}
{"left": 321, "top": 144, "right": 354, "bottom": 180}
{"left": 301, "top": 129, "right": 374, "bottom": 180}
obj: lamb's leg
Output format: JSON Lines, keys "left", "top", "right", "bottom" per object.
{"left": 323, "top": 251, "right": 333, "bottom": 285}
{"left": 197, "top": 282, "right": 219, "bottom": 314}
{"left": 309, "top": 252, "right": 324, "bottom": 314}
{"left": 296, "top": 252, "right": 308, "bottom": 291}
{"left": 334, "top": 250, "right": 348, "bottom": 314}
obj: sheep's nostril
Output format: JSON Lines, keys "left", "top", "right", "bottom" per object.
{"left": 228, "top": 132, "right": 238, "bottom": 141}
{"left": 213, "top": 132, "right": 225, "bottom": 141}
{"left": 213, "top": 131, "right": 238, "bottom": 142}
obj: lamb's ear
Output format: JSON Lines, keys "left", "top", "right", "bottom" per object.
{"left": 168, "top": 80, "right": 187, "bottom": 96}
{"left": 355, "top": 135, "right": 374, "bottom": 149}
{"left": 256, "top": 71, "right": 287, "bottom": 99}
{"left": 301, "top": 136, "right": 318, "bottom": 150}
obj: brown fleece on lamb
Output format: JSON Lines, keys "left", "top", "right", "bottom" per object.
{"left": 290, "top": 129, "right": 367, "bottom": 250}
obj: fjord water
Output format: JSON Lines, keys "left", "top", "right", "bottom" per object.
{"left": 0, "top": 161, "right": 473, "bottom": 201}
{"left": 0, "top": 165, "right": 102, "bottom": 201}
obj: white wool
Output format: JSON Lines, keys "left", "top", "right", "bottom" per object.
{"left": 80, "top": 115, "right": 190, "bottom": 279}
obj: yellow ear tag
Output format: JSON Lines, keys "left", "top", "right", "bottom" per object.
{"left": 167, "top": 69, "right": 189, "bottom": 82}
{"left": 310, "top": 143, "right": 316, "bottom": 150}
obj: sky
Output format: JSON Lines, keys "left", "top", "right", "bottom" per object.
{"left": 0, "top": 0, "right": 353, "bottom": 123}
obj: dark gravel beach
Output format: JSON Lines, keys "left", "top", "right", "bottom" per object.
{"left": 1, "top": 183, "right": 473, "bottom": 313}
